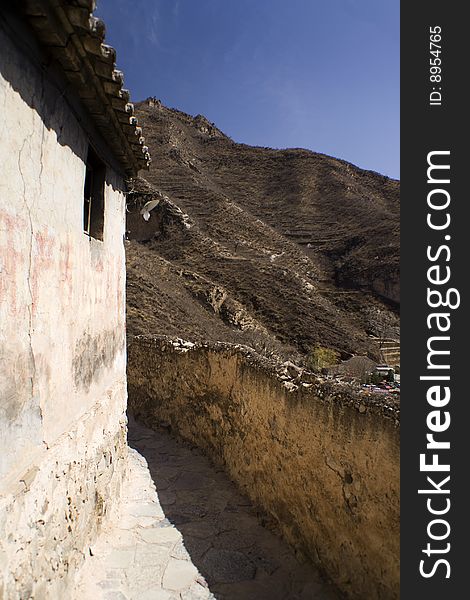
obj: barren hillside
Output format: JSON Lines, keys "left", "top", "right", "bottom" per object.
{"left": 125, "top": 99, "right": 399, "bottom": 362}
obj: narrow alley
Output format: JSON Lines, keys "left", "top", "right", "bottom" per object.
{"left": 75, "top": 417, "right": 337, "bottom": 600}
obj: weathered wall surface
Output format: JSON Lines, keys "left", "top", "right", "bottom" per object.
{"left": 128, "top": 336, "right": 400, "bottom": 600}
{"left": 0, "top": 396, "right": 127, "bottom": 599}
{"left": 0, "top": 18, "right": 128, "bottom": 597}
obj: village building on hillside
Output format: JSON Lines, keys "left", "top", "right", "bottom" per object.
{"left": 0, "top": 2, "right": 149, "bottom": 596}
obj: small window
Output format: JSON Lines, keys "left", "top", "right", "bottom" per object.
{"left": 83, "top": 146, "right": 106, "bottom": 240}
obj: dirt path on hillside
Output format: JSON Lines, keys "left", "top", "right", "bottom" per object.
{"left": 129, "top": 418, "right": 338, "bottom": 600}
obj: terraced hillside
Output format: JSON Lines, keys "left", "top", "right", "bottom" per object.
{"left": 125, "top": 99, "right": 399, "bottom": 362}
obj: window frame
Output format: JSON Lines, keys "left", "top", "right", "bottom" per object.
{"left": 83, "top": 146, "right": 106, "bottom": 241}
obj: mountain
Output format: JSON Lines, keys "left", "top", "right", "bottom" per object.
{"left": 125, "top": 98, "right": 399, "bottom": 363}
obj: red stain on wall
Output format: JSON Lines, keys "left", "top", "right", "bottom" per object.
{"left": 0, "top": 212, "right": 28, "bottom": 316}
{"left": 59, "top": 238, "right": 74, "bottom": 312}
{"left": 2, "top": 210, "right": 125, "bottom": 329}
{"left": 30, "top": 229, "right": 56, "bottom": 316}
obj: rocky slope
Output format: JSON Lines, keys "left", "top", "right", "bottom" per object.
{"left": 125, "top": 98, "right": 399, "bottom": 362}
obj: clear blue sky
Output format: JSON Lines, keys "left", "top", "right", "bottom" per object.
{"left": 96, "top": 0, "right": 399, "bottom": 179}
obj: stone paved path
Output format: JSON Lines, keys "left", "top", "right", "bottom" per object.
{"left": 75, "top": 418, "right": 337, "bottom": 599}
{"left": 74, "top": 443, "right": 212, "bottom": 600}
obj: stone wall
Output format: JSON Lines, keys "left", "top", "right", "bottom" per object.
{"left": 0, "top": 15, "right": 128, "bottom": 596}
{"left": 127, "top": 336, "right": 400, "bottom": 600}
{"left": 0, "top": 392, "right": 127, "bottom": 599}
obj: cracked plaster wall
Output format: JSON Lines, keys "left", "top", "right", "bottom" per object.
{"left": 128, "top": 339, "right": 400, "bottom": 600}
{"left": 0, "top": 19, "right": 128, "bottom": 597}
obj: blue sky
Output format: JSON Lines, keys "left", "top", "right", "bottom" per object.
{"left": 96, "top": 0, "right": 399, "bottom": 179}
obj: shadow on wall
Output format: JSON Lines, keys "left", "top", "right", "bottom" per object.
{"left": 0, "top": 9, "right": 123, "bottom": 192}
{"left": 1, "top": 10, "right": 83, "bottom": 158}
{"left": 128, "top": 418, "right": 339, "bottom": 600}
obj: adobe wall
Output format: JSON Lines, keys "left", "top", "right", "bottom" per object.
{"left": 128, "top": 336, "right": 400, "bottom": 600}
{"left": 0, "top": 18, "right": 127, "bottom": 597}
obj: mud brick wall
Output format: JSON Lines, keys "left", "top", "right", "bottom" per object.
{"left": 128, "top": 336, "right": 400, "bottom": 600}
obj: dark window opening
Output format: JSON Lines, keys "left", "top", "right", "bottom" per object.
{"left": 83, "top": 146, "right": 106, "bottom": 240}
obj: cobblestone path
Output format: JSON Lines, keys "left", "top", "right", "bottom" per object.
{"left": 75, "top": 418, "right": 337, "bottom": 599}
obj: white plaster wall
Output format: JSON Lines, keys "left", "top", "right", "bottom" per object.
{"left": 0, "top": 22, "right": 128, "bottom": 596}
